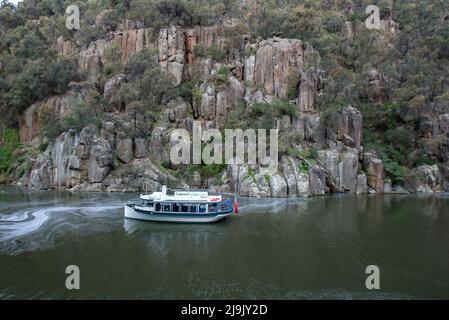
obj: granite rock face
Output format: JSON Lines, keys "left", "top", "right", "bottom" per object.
{"left": 19, "top": 86, "right": 90, "bottom": 146}
{"left": 308, "top": 165, "right": 327, "bottom": 196}
{"left": 28, "top": 126, "right": 179, "bottom": 192}
{"left": 363, "top": 152, "right": 385, "bottom": 192}
{"left": 17, "top": 21, "right": 395, "bottom": 196}
{"left": 405, "top": 164, "right": 444, "bottom": 193}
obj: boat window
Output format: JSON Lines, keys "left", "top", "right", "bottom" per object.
{"left": 199, "top": 204, "right": 207, "bottom": 213}
{"left": 190, "top": 205, "right": 198, "bottom": 213}
{"left": 181, "top": 204, "right": 189, "bottom": 213}
{"left": 155, "top": 203, "right": 161, "bottom": 211}
{"left": 172, "top": 203, "right": 180, "bottom": 212}
{"left": 143, "top": 200, "right": 153, "bottom": 206}
{"left": 163, "top": 203, "right": 171, "bottom": 212}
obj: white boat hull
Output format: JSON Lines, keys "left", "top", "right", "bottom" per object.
{"left": 124, "top": 205, "right": 231, "bottom": 223}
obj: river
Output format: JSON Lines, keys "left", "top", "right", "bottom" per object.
{"left": 0, "top": 186, "right": 448, "bottom": 299}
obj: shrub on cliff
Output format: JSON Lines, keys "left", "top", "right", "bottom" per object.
{"left": 0, "top": 128, "right": 21, "bottom": 175}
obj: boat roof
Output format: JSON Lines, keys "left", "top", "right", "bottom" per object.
{"left": 140, "top": 190, "right": 222, "bottom": 203}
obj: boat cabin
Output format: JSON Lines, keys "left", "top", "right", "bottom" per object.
{"left": 134, "top": 186, "right": 229, "bottom": 214}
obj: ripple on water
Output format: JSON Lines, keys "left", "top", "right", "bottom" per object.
{"left": 0, "top": 205, "right": 123, "bottom": 255}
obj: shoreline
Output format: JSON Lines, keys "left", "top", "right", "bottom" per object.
{"left": 2, "top": 182, "right": 448, "bottom": 197}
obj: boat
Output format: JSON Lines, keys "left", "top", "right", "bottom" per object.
{"left": 124, "top": 186, "right": 235, "bottom": 223}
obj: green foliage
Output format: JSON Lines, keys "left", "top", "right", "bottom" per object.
{"left": 193, "top": 43, "right": 226, "bottom": 62}
{"left": 0, "top": 128, "right": 21, "bottom": 174}
{"left": 227, "top": 99, "right": 297, "bottom": 131}
{"left": 0, "top": 2, "right": 85, "bottom": 127}
{"left": 192, "top": 43, "right": 207, "bottom": 57}
{"left": 176, "top": 80, "right": 199, "bottom": 104}
{"left": 207, "top": 45, "right": 226, "bottom": 62}
{"left": 217, "top": 66, "right": 231, "bottom": 78}
{"left": 364, "top": 128, "right": 410, "bottom": 184}
{"left": 38, "top": 141, "right": 49, "bottom": 152}
{"left": 212, "top": 65, "right": 232, "bottom": 90}
{"left": 274, "top": 100, "right": 297, "bottom": 117}
{"left": 118, "top": 48, "right": 174, "bottom": 134}
{"left": 226, "top": 102, "right": 246, "bottom": 129}
{"left": 298, "top": 161, "right": 309, "bottom": 174}
{"left": 101, "top": 43, "right": 125, "bottom": 80}
{"left": 192, "top": 88, "right": 203, "bottom": 106}
{"left": 298, "top": 147, "right": 318, "bottom": 161}
{"left": 126, "top": 0, "right": 235, "bottom": 28}
{"left": 2, "top": 56, "right": 82, "bottom": 115}
{"left": 185, "top": 163, "right": 227, "bottom": 180}
{"left": 43, "top": 101, "right": 102, "bottom": 139}
{"left": 321, "top": 105, "right": 342, "bottom": 134}
{"left": 247, "top": 166, "right": 255, "bottom": 179}
{"left": 243, "top": 0, "right": 449, "bottom": 182}
{"left": 161, "top": 161, "right": 171, "bottom": 170}
{"left": 287, "top": 73, "right": 300, "bottom": 100}
{"left": 382, "top": 156, "right": 409, "bottom": 185}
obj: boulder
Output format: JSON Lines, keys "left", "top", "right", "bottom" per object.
{"left": 308, "top": 165, "right": 326, "bottom": 196}
{"left": 199, "top": 83, "right": 216, "bottom": 120}
{"left": 269, "top": 174, "right": 287, "bottom": 197}
{"left": 363, "top": 152, "right": 384, "bottom": 192}
{"left": 240, "top": 177, "right": 260, "bottom": 197}
{"left": 191, "top": 171, "right": 202, "bottom": 188}
{"left": 104, "top": 74, "right": 125, "bottom": 109}
{"left": 117, "top": 138, "right": 133, "bottom": 163}
{"left": 317, "top": 149, "right": 339, "bottom": 188}
{"left": 296, "top": 170, "right": 310, "bottom": 197}
{"left": 52, "top": 131, "right": 76, "bottom": 188}
{"left": 281, "top": 157, "right": 298, "bottom": 196}
{"left": 149, "top": 126, "right": 171, "bottom": 163}
{"left": 338, "top": 106, "right": 363, "bottom": 149}
{"left": 30, "top": 151, "right": 53, "bottom": 190}
{"left": 79, "top": 44, "right": 102, "bottom": 77}
{"left": 406, "top": 164, "right": 443, "bottom": 193}
{"left": 254, "top": 174, "right": 271, "bottom": 197}
{"left": 77, "top": 127, "right": 95, "bottom": 159}
{"left": 88, "top": 138, "right": 113, "bottom": 183}
{"left": 133, "top": 138, "right": 147, "bottom": 158}
{"left": 356, "top": 174, "right": 368, "bottom": 194}
{"left": 244, "top": 55, "right": 255, "bottom": 83}
{"left": 305, "top": 114, "right": 325, "bottom": 146}
{"left": 338, "top": 148, "right": 359, "bottom": 192}
{"left": 166, "top": 98, "right": 189, "bottom": 122}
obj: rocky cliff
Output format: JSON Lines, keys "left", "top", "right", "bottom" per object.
{"left": 10, "top": 11, "right": 448, "bottom": 196}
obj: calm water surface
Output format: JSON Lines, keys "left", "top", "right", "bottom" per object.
{"left": 0, "top": 186, "right": 448, "bottom": 299}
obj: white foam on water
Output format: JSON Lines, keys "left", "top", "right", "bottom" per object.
{"left": 0, "top": 205, "right": 122, "bottom": 243}
{"left": 0, "top": 209, "right": 50, "bottom": 242}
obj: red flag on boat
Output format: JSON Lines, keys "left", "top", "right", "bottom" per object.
{"left": 234, "top": 196, "right": 239, "bottom": 214}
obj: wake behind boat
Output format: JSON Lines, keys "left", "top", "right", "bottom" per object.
{"left": 124, "top": 186, "right": 235, "bottom": 223}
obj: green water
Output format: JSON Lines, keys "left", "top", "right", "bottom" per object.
{"left": 0, "top": 186, "right": 448, "bottom": 299}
